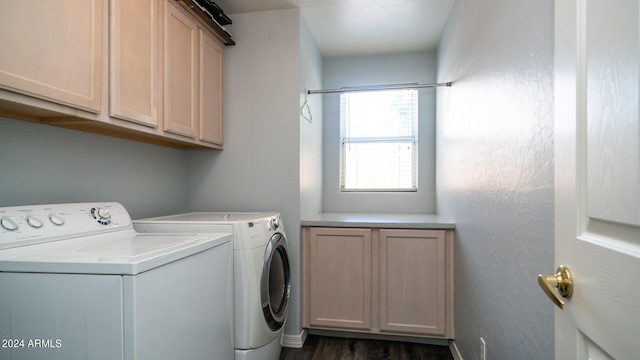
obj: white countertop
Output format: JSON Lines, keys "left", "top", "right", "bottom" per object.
{"left": 301, "top": 213, "right": 455, "bottom": 229}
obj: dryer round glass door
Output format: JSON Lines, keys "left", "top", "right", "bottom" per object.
{"left": 260, "top": 232, "right": 290, "bottom": 331}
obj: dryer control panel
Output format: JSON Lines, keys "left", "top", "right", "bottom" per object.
{"left": 0, "top": 202, "right": 132, "bottom": 250}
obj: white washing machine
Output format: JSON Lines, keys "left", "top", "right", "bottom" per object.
{"left": 133, "top": 212, "right": 291, "bottom": 360}
{"left": 0, "top": 203, "right": 234, "bottom": 360}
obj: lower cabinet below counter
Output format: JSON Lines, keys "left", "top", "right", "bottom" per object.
{"left": 302, "top": 227, "right": 454, "bottom": 339}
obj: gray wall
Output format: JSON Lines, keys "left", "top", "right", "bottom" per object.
{"left": 322, "top": 52, "right": 437, "bottom": 213}
{"left": 299, "top": 16, "right": 324, "bottom": 221}
{"left": 185, "top": 9, "right": 306, "bottom": 337}
{"left": 0, "top": 116, "right": 188, "bottom": 218}
{"left": 437, "top": 1, "right": 555, "bottom": 359}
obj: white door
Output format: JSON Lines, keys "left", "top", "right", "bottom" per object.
{"left": 552, "top": 0, "right": 640, "bottom": 359}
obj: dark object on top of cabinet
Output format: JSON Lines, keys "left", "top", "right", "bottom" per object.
{"left": 199, "top": 0, "right": 232, "bottom": 25}
{"left": 177, "top": 0, "right": 235, "bottom": 46}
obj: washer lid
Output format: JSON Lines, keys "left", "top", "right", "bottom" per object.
{"left": 0, "top": 230, "right": 231, "bottom": 275}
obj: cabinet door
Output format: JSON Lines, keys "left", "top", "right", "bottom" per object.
{"left": 0, "top": 0, "right": 104, "bottom": 112}
{"left": 163, "top": 0, "right": 197, "bottom": 138}
{"left": 109, "top": 0, "right": 159, "bottom": 127}
{"left": 379, "top": 229, "right": 449, "bottom": 336}
{"left": 198, "top": 29, "right": 224, "bottom": 146}
{"left": 308, "top": 227, "right": 372, "bottom": 331}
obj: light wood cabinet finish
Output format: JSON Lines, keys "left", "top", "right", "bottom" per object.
{"left": 163, "top": 1, "right": 224, "bottom": 145}
{"left": 379, "top": 229, "right": 449, "bottom": 337}
{"left": 109, "top": 0, "right": 160, "bottom": 127}
{"left": 0, "top": 0, "right": 104, "bottom": 113}
{"left": 0, "top": 0, "right": 226, "bottom": 150}
{"left": 198, "top": 29, "right": 224, "bottom": 146}
{"left": 303, "top": 227, "right": 454, "bottom": 339}
{"left": 164, "top": 0, "right": 198, "bottom": 138}
{"left": 307, "top": 228, "right": 372, "bottom": 331}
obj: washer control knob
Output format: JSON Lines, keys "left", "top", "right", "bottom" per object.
{"left": 0, "top": 216, "right": 19, "bottom": 231}
{"left": 97, "top": 207, "right": 110, "bottom": 220}
{"left": 270, "top": 217, "right": 280, "bottom": 230}
{"left": 91, "top": 207, "right": 112, "bottom": 225}
{"left": 26, "top": 215, "right": 44, "bottom": 228}
{"left": 49, "top": 214, "right": 65, "bottom": 226}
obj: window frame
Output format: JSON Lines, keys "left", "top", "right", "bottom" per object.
{"left": 339, "top": 89, "right": 419, "bottom": 192}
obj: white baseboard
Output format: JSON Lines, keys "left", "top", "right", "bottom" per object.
{"left": 449, "top": 340, "right": 463, "bottom": 360}
{"left": 281, "top": 329, "right": 308, "bottom": 348}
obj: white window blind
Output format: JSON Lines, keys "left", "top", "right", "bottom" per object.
{"left": 340, "top": 89, "right": 418, "bottom": 191}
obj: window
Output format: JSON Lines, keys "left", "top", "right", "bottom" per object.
{"left": 340, "top": 89, "right": 418, "bottom": 191}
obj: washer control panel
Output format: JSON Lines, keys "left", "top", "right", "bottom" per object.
{"left": 0, "top": 202, "right": 132, "bottom": 250}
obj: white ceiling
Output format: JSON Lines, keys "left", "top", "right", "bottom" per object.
{"left": 213, "top": 0, "right": 455, "bottom": 57}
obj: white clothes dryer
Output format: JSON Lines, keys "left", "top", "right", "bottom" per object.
{"left": 134, "top": 212, "right": 291, "bottom": 360}
{"left": 0, "top": 203, "right": 234, "bottom": 360}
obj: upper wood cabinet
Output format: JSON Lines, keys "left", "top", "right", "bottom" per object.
{"left": 109, "top": 0, "right": 160, "bottom": 128}
{"left": 163, "top": 1, "right": 224, "bottom": 145}
{"left": 0, "top": 0, "right": 227, "bottom": 149}
{"left": 164, "top": 0, "right": 198, "bottom": 138}
{"left": 198, "top": 29, "right": 224, "bottom": 146}
{"left": 0, "top": 0, "right": 104, "bottom": 113}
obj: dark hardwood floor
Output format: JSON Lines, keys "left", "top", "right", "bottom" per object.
{"left": 280, "top": 335, "right": 454, "bottom": 360}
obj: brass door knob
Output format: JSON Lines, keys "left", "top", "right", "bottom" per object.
{"left": 538, "top": 266, "right": 573, "bottom": 309}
